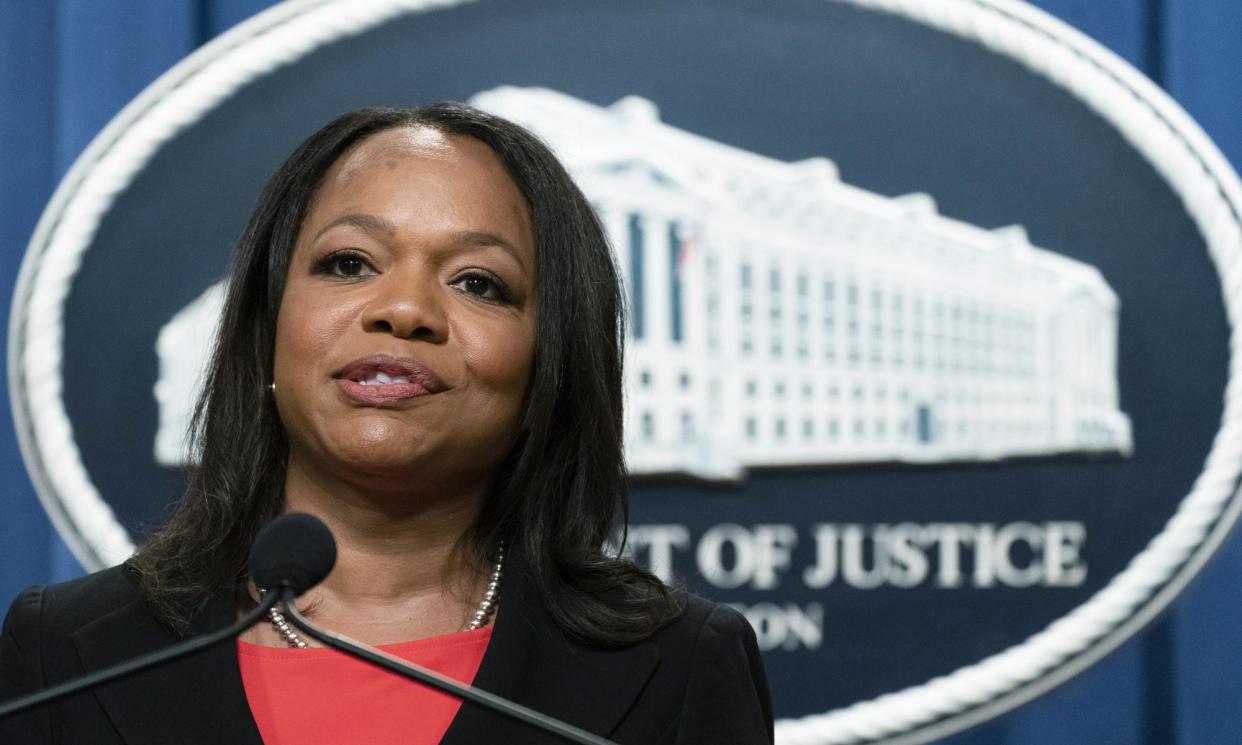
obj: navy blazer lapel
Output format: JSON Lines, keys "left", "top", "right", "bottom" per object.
{"left": 442, "top": 554, "right": 660, "bottom": 744}
{"left": 64, "top": 557, "right": 658, "bottom": 745}
{"left": 71, "top": 586, "right": 264, "bottom": 745}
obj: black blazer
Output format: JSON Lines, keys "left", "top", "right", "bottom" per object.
{"left": 0, "top": 558, "right": 773, "bottom": 744}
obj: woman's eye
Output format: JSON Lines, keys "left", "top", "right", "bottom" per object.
{"left": 334, "top": 254, "right": 366, "bottom": 276}
{"left": 453, "top": 272, "right": 512, "bottom": 303}
{"left": 315, "top": 251, "right": 372, "bottom": 278}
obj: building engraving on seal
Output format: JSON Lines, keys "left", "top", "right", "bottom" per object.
{"left": 153, "top": 86, "right": 1132, "bottom": 482}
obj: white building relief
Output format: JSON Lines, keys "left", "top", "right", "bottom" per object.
{"left": 154, "top": 282, "right": 224, "bottom": 466}
{"left": 472, "top": 86, "right": 1132, "bottom": 479}
{"left": 154, "top": 86, "right": 1132, "bottom": 480}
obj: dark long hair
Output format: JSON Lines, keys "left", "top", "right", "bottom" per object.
{"left": 129, "top": 103, "right": 684, "bottom": 646}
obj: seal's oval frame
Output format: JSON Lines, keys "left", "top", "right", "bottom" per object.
{"left": 10, "top": 1, "right": 1242, "bottom": 743}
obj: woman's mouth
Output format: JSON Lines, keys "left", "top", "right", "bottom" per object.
{"left": 357, "top": 371, "right": 412, "bottom": 386}
{"left": 333, "top": 355, "right": 446, "bottom": 404}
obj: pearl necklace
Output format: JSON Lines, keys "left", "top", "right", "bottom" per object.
{"left": 264, "top": 543, "right": 505, "bottom": 649}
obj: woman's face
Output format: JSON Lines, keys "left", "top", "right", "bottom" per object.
{"left": 273, "top": 126, "right": 537, "bottom": 493}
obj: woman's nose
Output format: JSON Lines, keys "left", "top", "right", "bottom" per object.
{"left": 359, "top": 274, "right": 447, "bottom": 341}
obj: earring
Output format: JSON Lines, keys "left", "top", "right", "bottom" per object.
{"left": 268, "top": 382, "right": 276, "bottom": 393}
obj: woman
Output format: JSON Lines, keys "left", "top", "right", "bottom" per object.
{"left": 0, "top": 103, "right": 773, "bottom": 744}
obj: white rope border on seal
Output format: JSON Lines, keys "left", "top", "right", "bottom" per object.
{"left": 7, "top": 0, "right": 1241, "bottom": 744}
{"left": 776, "top": 1, "right": 1242, "bottom": 743}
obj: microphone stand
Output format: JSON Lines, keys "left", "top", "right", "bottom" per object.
{"left": 0, "top": 589, "right": 280, "bottom": 720}
{"left": 279, "top": 587, "right": 617, "bottom": 745}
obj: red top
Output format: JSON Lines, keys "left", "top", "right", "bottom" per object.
{"left": 237, "top": 627, "right": 492, "bottom": 745}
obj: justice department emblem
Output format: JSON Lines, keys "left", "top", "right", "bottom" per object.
{"left": 12, "top": 2, "right": 1242, "bottom": 743}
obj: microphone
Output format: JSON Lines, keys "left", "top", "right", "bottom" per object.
{"left": 260, "top": 524, "right": 618, "bottom": 745}
{"left": 250, "top": 510, "right": 337, "bottom": 595}
{"left": 0, "top": 512, "right": 330, "bottom": 720}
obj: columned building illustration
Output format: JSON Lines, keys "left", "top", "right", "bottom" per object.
{"left": 471, "top": 86, "right": 1132, "bottom": 480}
{"left": 155, "top": 86, "right": 1133, "bottom": 481}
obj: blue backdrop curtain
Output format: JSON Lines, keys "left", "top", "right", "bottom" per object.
{"left": 1, "top": 1, "right": 1239, "bottom": 743}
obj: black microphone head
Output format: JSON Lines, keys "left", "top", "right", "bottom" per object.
{"left": 250, "top": 513, "right": 337, "bottom": 595}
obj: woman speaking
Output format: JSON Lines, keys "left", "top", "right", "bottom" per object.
{"left": 0, "top": 103, "right": 773, "bottom": 744}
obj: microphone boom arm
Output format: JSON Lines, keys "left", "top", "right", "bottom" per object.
{"left": 279, "top": 587, "right": 618, "bottom": 745}
{"left": 0, "top": 589, "right": 280, "bottom": 720}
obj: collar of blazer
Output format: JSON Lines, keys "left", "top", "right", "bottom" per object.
{"left": 70, "top": 548, "right": 661, "bottom": 745}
